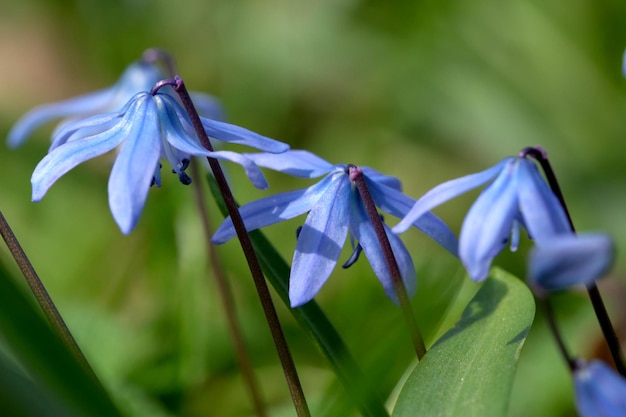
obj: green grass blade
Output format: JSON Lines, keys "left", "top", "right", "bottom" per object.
{"left": 0, "top": 260, "right": 123, "bottom": 417}
{"left": 392, "top": 268, "right": 535, "bottom": 417}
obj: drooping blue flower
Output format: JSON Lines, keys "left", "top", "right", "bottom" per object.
{"left": 528, "top": 233, "right": 615, "bottom": 294}
{"left": 393, "top": 156, "right": 571, "bottom": 282}
{"left": 31, "top": 91, "right": 289, "bottom": 234}
{"left": 7, "top": 60, "right": 224, "bottom": 148}
{"left": 574, "top": 359, "right": 626, "bottom": 417}
{"left": 212, "top": 150, "right": 458, "bottom": 307}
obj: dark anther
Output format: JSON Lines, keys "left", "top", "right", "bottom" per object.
{"left": 342, "top": 243, "right": 363, "bottom": 269}
{"left": 178, "top": 171, "right": 192, "bottom": 185}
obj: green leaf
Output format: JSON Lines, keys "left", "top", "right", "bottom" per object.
{"left": 0, "top": 260, "right": 123, "bottom": 417}
{"left": 207, "top": 175, "right": 389, "bottom": 417}
{"left": 0, "top": 349, "right": 79, "bottom": 417}
{"left": 392, "top": 268, "right": 535, "bottom": 417}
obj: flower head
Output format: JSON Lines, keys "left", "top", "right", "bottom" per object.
{"left": 393, "top": 155, "right": 571, "bottom": 281}
{"left": 574, "top": 360, "right": 626, "bottom": 417}
{"left": 212, "top": 150, "right": 458, "bottom": 307}
{"left": 528, "top": 233, "right": 615, "bottom": 295}
{"left": 7, "top": 59, "right": 224, "bottom": 148}
{"left": 32, "top": 90, "right": 289, "bottom": 234}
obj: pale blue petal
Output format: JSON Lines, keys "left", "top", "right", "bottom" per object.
{"left": 200, "top": 117, "right": 289, "bottom": 153}
{"left": 289, "top": 176, "right": 351, "bottom": 307}
{"left": 368, "top": 179, "right": 458, "bottom": 256}
{"left": 9, "top": 61, "right": 163, "bottom": 148}
{"left": 107, "top": 95, "right": 162, "bottom": 234}
{"left": 153, "top": 96, "right": 269, "bottom": 189}
{"left": 211, "top": 172, "right": 341, "bottom": 244}
{"left": 8, "top": 89, "right": 115, "bottom": 148}
{"left": 49, "top": 108, "right": 127, "bottom": 151}
{"left": 517, "top": 158, "right": 572, "bottom": 242}
{"left": 575, "top": 360, "right": 626, "bottom": 417}
{"left": 528, "top": 233, "right": 615, "bottom": 293}
{"left": 393, "top": 158, "right": 512, "bottom": 233}
{"left": 30, "top": 102, "right": 141, "bottom": 201}
{"left": 459, "top": 164, "right": 518, "bottom": 281}
{"left": 243, "top": 150, "right": 335, "bottom": 178}
{"left": 361, "top": 167, "right": 402, "bottom": 191}
{"left": 203, "top": 150, "right": 268, "bottom": 189}
{"left": 349, "top": 192, "right": 416, "bottom": 304}
{"left": 190, "top": 92, "right": 225, "bottom": 121}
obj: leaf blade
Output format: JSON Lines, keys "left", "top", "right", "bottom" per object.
{"left": 392, "top": 268, "right": 535, "bottom": 417}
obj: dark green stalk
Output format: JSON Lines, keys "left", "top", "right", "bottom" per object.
{"left": 539, "top": 297, "right": 577, "bottom": 371}
{"left": 190, "top": 163, "right": 267, "bottom": 417}
{"left": 0, "top": 210, "right": 101, "bottom": 384}
{"left": 348, "top": 165, "right": 426, "bottom": 359}
{"left": 521, "top": 146, "right": 626, "bottom": 376}
{"left": 152, "top": 76, "right": 310, "bottom": 416}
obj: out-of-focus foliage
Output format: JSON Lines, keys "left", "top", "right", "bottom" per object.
{"left": 1, "top": 0, "right": 625, "bottom": 416}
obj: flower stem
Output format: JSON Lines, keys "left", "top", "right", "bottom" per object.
{"left": 521, "top": 146, "right": 626, "bottom": 376}
{"left": 159, "top": 76, "right": 310, "bottom": 417}
{"left": 190, "top": 163, "right": 267, "bottom": 417}
{"left": 0, "top": 210, "right": 101, "bottom": 384}
{"left": 540, "top": 297, "right": 577, "bottom": 371}
{"left": 348, "top": 165, "right": 427, "bottom": 360}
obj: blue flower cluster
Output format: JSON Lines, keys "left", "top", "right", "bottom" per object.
{"left": 9, "top": 55, "right": 616, "bottom": 308}
{"left": 9, "top": 51, "right": 624, "bottom": 415}
{"left": 10, "top": 58, "right": 287, "bottom": 234}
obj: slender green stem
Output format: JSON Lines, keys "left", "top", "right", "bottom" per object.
{"left": 190, "top": 163, "right": 267, "bottom": 417}
{"left": 348, "top": 165, "right": 426, "bottom": 359}
{"left": 521, "top": 146, "right": 626, "bottom": 375}
{"left": 539, "top": 297, "right": 577, "bottom": 371}
{"left": 153, "top": 76, "right": 310, "bottom": 416}
{"left": 0, "top": 210, "right": 101, "bottom": 383}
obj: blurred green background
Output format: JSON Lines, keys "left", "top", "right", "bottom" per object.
{"left": 1, "top": 0, "right": 626, "bottom": 416}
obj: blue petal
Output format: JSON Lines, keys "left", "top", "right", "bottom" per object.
{"left": 200, "top": 117, "right": 289, "bottom": 153}
{"left": 393, "top": 158, "right": 512, "bottom": 233}
{"left": 49, "top": 107, "right": 128, "bottom": 151}
{"left": 459, "top": 163, "right": 518, "bottom": 281}
{"left": 8, "top": 61, "right": 163, "bottom": 148}
{"left": 204, "top": 150, "right": 268, "bottom": 189}
{"left": 517, "top": 158, "right": 572, "bottom": 242}
{"left": 349, "top": 191, "right": 416, "bottom": 304}
{"left": 368, "top": 179, "right": 458, "bottom": 256}
{"left": 244, "top": 150, "right": 335, "bottom": 178}
{"left": 107, "top": 94, "right": 162, "bottom": 234}
{"left": 211, "top": 171, "right": 342, "bottom": 244}
{"left": 30, "top": 97, "right": 147, "bottom": 201}
{"left": 574, "top": 360, "right": 626, "bottom": 417}
{"left": 8, "top": 89, "right": 115, "bottom": 148}
{"left": 361, "top": 167, "right": 403, "bottom": 191}
{"left": 289, "top": 176, "right": 351, "bottom": 307}
{"left": 528, "top": 233, "right": 615, "bottom": 293}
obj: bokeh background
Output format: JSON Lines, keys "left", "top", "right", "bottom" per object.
{"left": 2, "top": 0, "right": 626, "bottom": 416}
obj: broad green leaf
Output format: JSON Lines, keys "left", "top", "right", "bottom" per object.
{"left": 392, "top": 268, "right": 535, "bottom": 417}
{"left": 0, "top": 259, "right": 123, "bottom": 417}
{"left": 207, "top": 175, "right": 389, "bottom": 417}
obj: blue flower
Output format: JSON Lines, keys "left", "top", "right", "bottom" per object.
{"left": 212, "top": 150, "right": 458, "bottom": 307}
{"left": 393, "top": 156, "right": 572, "bottom": 282}
{"left": 528, "top": 233, "right": 615, "bottom": 295}
{"left": 574, "top": 360, "right": 626, "bottom": 417}
{"left": 7, "top": 59, "right": 224, "bottom": 148}
{"left": 31, "top": 91, "right": 289, "bottom": 234}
